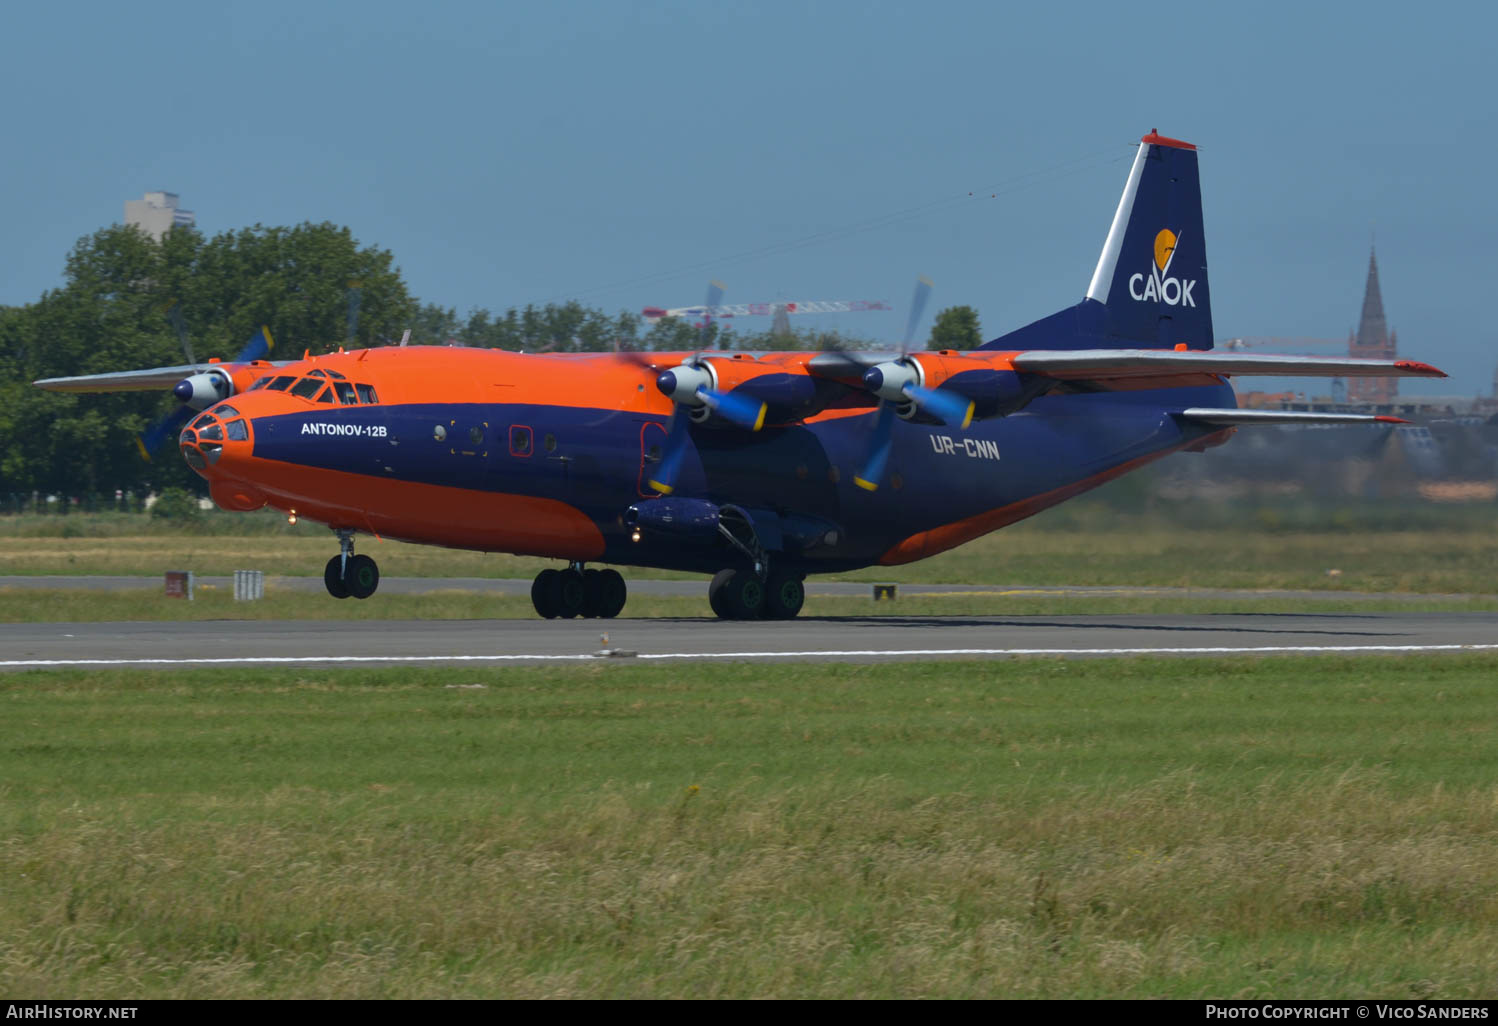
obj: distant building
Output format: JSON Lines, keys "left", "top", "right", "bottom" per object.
{"left": 1347, "top": 248, "right": 1398, "bottom": 403}
{"left": 124, "top": 191, "right": 194, "bottom": 241}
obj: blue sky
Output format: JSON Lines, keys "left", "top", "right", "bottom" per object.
{"left": 4, "top": 0, "right": 1493, "bottom": 395}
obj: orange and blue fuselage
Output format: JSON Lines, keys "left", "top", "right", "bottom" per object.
{"left": 180, "top": 344, "right": 1235, "bottom": 573}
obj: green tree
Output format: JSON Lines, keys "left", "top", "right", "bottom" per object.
{"left": 929, "top": 305, "right": 982, "bottom": 350}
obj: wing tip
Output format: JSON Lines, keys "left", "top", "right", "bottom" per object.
{"left": 1394, "top": 360, "right": 1445, "bottom": 377}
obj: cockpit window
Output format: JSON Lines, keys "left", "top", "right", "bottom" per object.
{"left": 266, "top": 376, "right": 296, "bottom": 391}
{"left": 334, "top": 381, "right": 358, "bottom": 405}
{"left": 326, "top": 370, "right": 347, "bottom": 380}
{"left": 356, "top": 384, "right": 379, "bottom": 404}
{"left": 290, "top": 377, "right": 323, "bottom": 399}
{"left": 225, "top": 419, "right": 249, "bottom": 441}
{"left": 248, "top": 377, "right": 270, "bottom": 391}
{"left": 315, "top": 387, "right": 334, "bottom": 404}
{"left": 191, "top": 413, "right": 215, "bottom": 430}
{"left": 307, "top": 369, "right": 327, "bottom": 379}
{"left": 215, "top": 405, "right": 240, "bottom": 419}
{"left": 199, "top": 422, "right": 224, "bottom": 442}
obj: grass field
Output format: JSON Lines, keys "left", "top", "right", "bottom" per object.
{"left": 3, "top": 655, "right": 1498, "bottom": 998}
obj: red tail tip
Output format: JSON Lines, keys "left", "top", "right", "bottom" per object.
{"left": 1374, "top": 415, "right": 1410, "bottom": 424}
{"left": 1141, "top": 130, "right": 1196, "bottom": 151}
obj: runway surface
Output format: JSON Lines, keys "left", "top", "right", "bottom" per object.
{"left": 3, "top": 612, "right": 1496, "bottom": 670}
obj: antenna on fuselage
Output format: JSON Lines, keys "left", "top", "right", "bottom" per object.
{"left": 399, "top": 329, "right": 411, "bottom": 347}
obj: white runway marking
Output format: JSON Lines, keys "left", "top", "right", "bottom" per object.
{"left": 6, "top": 643, "right": 1498, "bottom": 669}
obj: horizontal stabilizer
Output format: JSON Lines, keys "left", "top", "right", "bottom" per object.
{"left": 1175, "top": 408, "right": 1409, "bottom": 426}
{"left": 1009, "top": 350, "right": 1445, "bottom": 380}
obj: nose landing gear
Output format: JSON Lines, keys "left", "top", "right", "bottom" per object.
{"left": 531, "top": 563, "right": 628, "bottom": 619}
{"left": 324, "top": 529, "right": 380, "bottom": 600}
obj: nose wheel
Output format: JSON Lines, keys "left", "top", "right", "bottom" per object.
{"left": 324, "top": 530, "right": 380, "bottom": 599}
{"left": 530, "top": 565, "right": 627, "bottom": 619}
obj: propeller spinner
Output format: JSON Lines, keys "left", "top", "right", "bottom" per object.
{"left": 853, "top": 277, "right": 974, "bottom": 491}
{"left": 647, "top": 282, "right": 769, "bottom": 495}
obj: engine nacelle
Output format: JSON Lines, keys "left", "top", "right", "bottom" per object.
{"left": 939, "top": 369, "right": 1035, "bottom": 419}
{"left": 624, "top": 497, "right": 722, "bottom": 543}
{"left": 172, "top": 370, "right": 234, "bottom": 411}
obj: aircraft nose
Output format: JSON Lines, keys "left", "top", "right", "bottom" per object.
{"left": 178, "top": 406, "right": 251, "bottom": 478}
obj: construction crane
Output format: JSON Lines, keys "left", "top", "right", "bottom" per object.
{"left": 642, "top": 298, "right": 891, "bottom": 324}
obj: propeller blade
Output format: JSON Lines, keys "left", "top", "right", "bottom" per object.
{"left": 346, "top": 282, "right": 362, "bottom": 343}
{"left": 166, "top": 301, "right": 196, "bottom": 366}
{"left": 902, "top": 276, "right": 933, "bottom": 353}
{"left": 647, "top": 412, "right": 694, "bottom": 495}
{"left": 698, "top": 387, "right": 767, "bottom": 431}
{"left": 136, "top": 404, "right": 195, "bottom": 461}
{"left": 235, "top": 326, "right": 275, "bottom": 363}
{"left": 854, "top": 403, "right": 897, "bottom": 492}
{"left": 904, "top": 383, "right": 974, "bottom": 428}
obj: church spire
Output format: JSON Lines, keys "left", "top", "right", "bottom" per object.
{"left": 1348, "top": 246, "right": 1397, "bottom": 404}
{"left": 1356, "top": 248, "right": 1388, "bottom": 349}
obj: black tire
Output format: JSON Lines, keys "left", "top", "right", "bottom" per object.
{"left": 324, "top": 556, "right": 350, "bottom": 599}
{"left": 597, "top": 569, "right": 627, "bottom": 619}
{"left": 531, "top": 569, "right": 560, "bottom": 618}
{"left": 708, "top": 569, "right": 736, "bottom": 619}
{"left": 730, "top": 572, "right": 766, "bottom": 619}
{"left": 346, "top": 554, "right": 380, "bottom": 599}
{"left": 547, "top": 569, "right": 585, "bottom": 619}
{"left": 581, "top": 569, "right": 605, "bottom": 618}
{"left": 764, "top": 571, "right": 805, "bottom": 620}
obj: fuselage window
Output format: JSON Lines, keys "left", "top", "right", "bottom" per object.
{"left": 334, "top": 381, "right": 358, "bottom": 405}
{"left": 266, "top": 376, "right": 296, "bottom": 391}
{"left": 469, "top": 425, "right": 485, "bottom": 446}
{"left": 510, "top": 426, "right": 533, "bottom": 457}
{"left": 356, "top": 384, "right": 379, "bottom": 404}
{"left": 225, "top": 419, "right": 249, "bottom": 441}
{"left": 290, "top": 377, "right": 323, "bottom": 399}
{"left": 544, "top": 433, "right": 557, "bottom": 453}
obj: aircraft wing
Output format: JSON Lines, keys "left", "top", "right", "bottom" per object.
{"left": 34, "top": 362, "right": 295, "bottom": 393}
{"left": 1174, "top": 408, "right": 1409, "bottom": 426}
{"left": 1007, "top": 350, "right": 1446, "bottom": 380}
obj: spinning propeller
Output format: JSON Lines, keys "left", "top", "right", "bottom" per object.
{"left": 852, "top": 277, "right": 974, "bottom": 491}
{"left": 647, "top": 282, "right": 769, "bottom": 495}
{"left": 135, "top": 312, "right": 274, "bottom": 459}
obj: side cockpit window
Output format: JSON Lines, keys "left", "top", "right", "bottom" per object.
{"left": 356, "top": 384, "right": 379, "bottom": 405}
{"left": 334, "top": 381, "right": 358, "bottom": 405}
{"left": 289, "top": 377, "right": 322, "bottom": 399}
{"left": 266, "top": 376, "right": 296, "bottom": 391}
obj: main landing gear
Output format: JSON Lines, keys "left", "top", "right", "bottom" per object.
{"left": 530, "top": 563, "right": 628, "bottom": 619}
{"left": 324, "top": 529, "right": 380, "bottom": 600}
{"left": 708, "top": 567, "right": 805, "bottom": 620}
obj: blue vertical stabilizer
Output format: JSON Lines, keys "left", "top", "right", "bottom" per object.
{"left": 984, "top": 130, "right": 1213, "bottom": 352}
